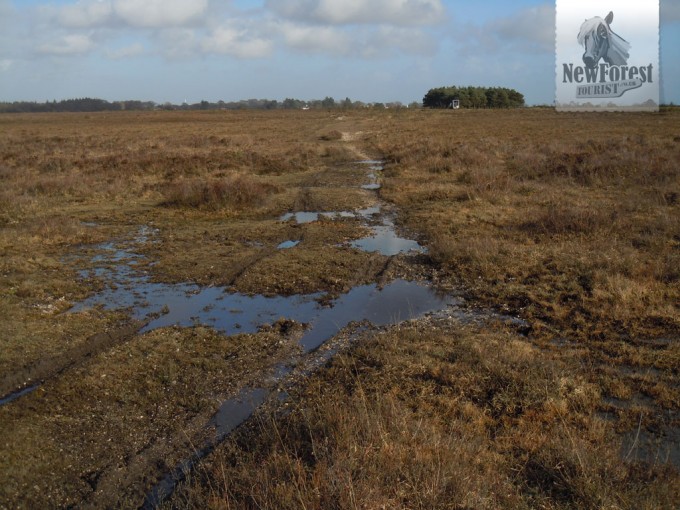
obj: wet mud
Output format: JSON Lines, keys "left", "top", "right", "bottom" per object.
{"left": 0, "top": 321, "right": 141, "bottom": 401}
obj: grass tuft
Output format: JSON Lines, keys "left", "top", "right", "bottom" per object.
{"left": 162, "top": 174, "right": 278, "bottom": 210}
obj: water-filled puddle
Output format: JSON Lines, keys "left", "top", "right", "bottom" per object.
{"left": 280, "top": 212, "right": 322, "bottom": 223}
{"left": 621, "top": 426, "right": 680, "bottom": 469}
{"left": 357, "top": 205, "right": 381, "bottom": 218}
{"left": 351, "top": 224, "right": 425, "bottom": 256}
{"left": 277, "top": 240, "right": 300, "bottom": 249}
{"left": 357, "top": 160, "right": 383, "bottom": 167}
{"left": 299, "top": 280, "right": 456, "bottom": 351}
{"left": 72, "top": 244, "right": 451, "bottom": 351}
{"left": 361, "top": 163, "right": 381, "bottom": 190}
{"left": 141, "top": 279, "right": 457, "bottom": 505}
{"left": 280, "top": 211, "right": 356, "bottom": 224}
{"left": 144, "top": 387, "right": 271, "bottom": 509}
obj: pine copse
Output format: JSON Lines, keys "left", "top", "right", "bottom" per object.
{"left": 423, "top": 86, "right": 525, "bottom": 108}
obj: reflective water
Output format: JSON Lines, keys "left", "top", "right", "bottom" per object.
{"left": 351, "top": 226, "right": 423, "bottom": 256}
{"left": 280, "top": 211, "right": 360, "bottom": 224}
{"left": 277, "top": 240, "right": 300, "bottom": 249}
{"left": 280, "top": 211, "right": 322, "bottom": 224}
{"left": 357, "top": 205, "right": 381, "bottom": 218}
{"left": 278, "top": 161, "right": 425, "bottom": 256}
{"left": 0, "top": 385, "right": 39, "bottom": 407}
{"left": 622, "top": 426, "right": 680, "bottom": 469}
{"left": 351, "top": 220, "right": 425, "bottom": 256}
{"left": 357, "top": 160, "right": 383, "bottom": 167}
{"left": 144, "top": 278, "right": 457, "bottom": 504}
{"left": 73, "top": 246, "right": 451, "bottom": 348}
{"left": 299, "top": 281, "right": 457, "bottom": 351}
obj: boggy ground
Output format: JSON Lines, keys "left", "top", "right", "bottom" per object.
{"left": 0, "top": 109, "right": 412, "bottom": 507}
{"left": 0, "top": 108, "right": 678, "bottom": 508}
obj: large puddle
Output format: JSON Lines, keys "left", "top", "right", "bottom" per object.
{"left": 350, "top": 217, "right": 424, "bottom": 256}
{"left": 72, "top": 244, "right": 453, "bottom": 351}
{"left": 67, "top": 160, "right": 450, "bottom": 503}
{"left": 299, "top": 281, "right": 455, "bottom": 351}
{"left": 143, "top": 277, "right": 457, "bottom": 508}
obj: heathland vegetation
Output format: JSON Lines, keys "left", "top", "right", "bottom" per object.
{"left": 0, "top": 108, "right": 678, "bottom": 508}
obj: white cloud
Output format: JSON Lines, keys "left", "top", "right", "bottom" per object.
{"left": 280, "top": 23, "right": 353, "bottom": 55}
{"left": 58, "top": 0, "right": 112, "bottom": 28}
{"left": 0, "top": 59, "right": 13, "bottom": 72}
{"left": 155, "top": 28, "right": 199, "bottom": 58}
{"left": 267, "top": 0, "right": 446, "bottom": 26}
{"left": 55, "top": 0, "right": 212, "bottom": 29}
{"left": 106, "top": 42, "right": 144, "bottom": 59}
{"left": 202, "top": 26, "right": 273, "bottom": 58}
{"left": 278, "top": 21, "right": 438, "bottom": 58}
{"left": 37, "top": 33, "right": 94, "bottom": 55}
{"left": 490, "top": 4, "right": 555, "bottom": 52}
{"left": 113, "top": 0, "right": 208, "bottom": 28}
{"left": 364, "top": 26, "right": 437, "bottom": 57}
{"left": 458, "top": 4, "right": 555, "bottom": 55}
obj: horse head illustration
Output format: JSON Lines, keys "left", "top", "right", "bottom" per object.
{"left": 577, "top": 11, "right": 630, "bottom": 68}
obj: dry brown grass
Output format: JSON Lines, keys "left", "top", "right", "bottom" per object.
{"left": 168, "top": 322, "right": 679, "bottom": 509}
{"left": 161, "top": 108, "right": 679, "bottom": 509}
{"left": 0, "top": 110, "right": 355, "bottom": 373}
{"left": 1, "top": 108, "right": 678, "bottom": 509}
{"left": 162, "top": 174, "right": 279, "bottom": 210}
{"left": 371, "top": 109, "right": 680, "bottom": 341}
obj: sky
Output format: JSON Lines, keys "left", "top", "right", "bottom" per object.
{"left": 0, "top": 0, "right": 678, "bottom": 106}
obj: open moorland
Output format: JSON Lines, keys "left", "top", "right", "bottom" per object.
{"left": 0, "top": 108, "right": 678, "bottom": 509}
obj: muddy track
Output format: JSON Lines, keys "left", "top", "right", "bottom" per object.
{"left": 130, "top": 138, "right": 454, "bottom": 505}
{"left": 225, "top": 247, "right": 280, "bottom": 288}
{"left": 0, "top": 320, "right": 141, "bottom": 400}
{"left": 0, "top": 131, "right": 461, "bottom": 507}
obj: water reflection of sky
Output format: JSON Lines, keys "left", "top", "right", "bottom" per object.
{"left": 73, "top": 247, "right": 452, "bottom": 352}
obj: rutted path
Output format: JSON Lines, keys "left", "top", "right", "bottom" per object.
{"left": 0, "top": 134, "right": 527, "bottom": 508}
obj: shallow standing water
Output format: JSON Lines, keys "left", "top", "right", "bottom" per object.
{"left": 350, "top": 218, "right": 425, "bottom": 256}
{"left": 72, "top": 248, "right": 454, "bottom": 350}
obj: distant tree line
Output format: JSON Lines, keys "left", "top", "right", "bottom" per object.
{"left": 0, "top": 98, "right": 156, "bottom": 113}
{"left": 165, "top": 97, "right": 417, "bottom": 111}
{"left": 423, "top": 86, "right": 525, "bottom": 109}
{"left": 0, "top": 97, "right": 421, "bottom": 114}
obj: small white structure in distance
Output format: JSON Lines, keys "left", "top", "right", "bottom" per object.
{"left": 450, "top": 99, "right": 460, "bottom": 109}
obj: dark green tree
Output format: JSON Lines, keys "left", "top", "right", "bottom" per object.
{"left": 321, "top": 96, "right": 336, "bottom": 108}
{"left": 422, "top": 86, "right": 525, "bottom": 109}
